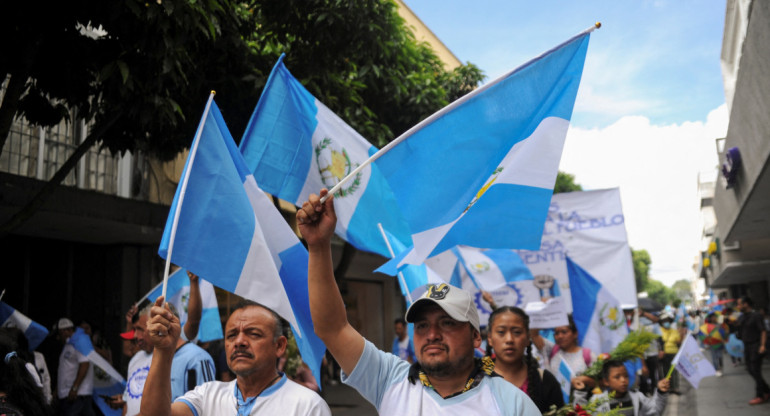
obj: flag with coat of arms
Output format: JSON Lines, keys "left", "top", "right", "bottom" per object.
{"left": 239, "top": 54, "right": 411, "bottom": 258}
{"left": 567, "top": 256, "right": 628, "bottom": 353}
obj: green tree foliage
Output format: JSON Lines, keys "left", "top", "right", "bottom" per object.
{"left": 632, "top": 248, "right": 651, "bottom": 293}
{"left": 0, "top": 0, "right": 484, "bottom": 233}
{"left": 553, "top": 171, "right": 583, "bottom": 194}
{"left": 645, "top": 279, "right": 678, "bottom": 307}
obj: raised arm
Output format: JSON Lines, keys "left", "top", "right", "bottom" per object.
{"left": 140, "top": 297, "right": 192, "bottom": 416}
{"left": 183, "top": 272, "right": 202, "bottom": 341}
{"left": 297, "top": 189, "right": 365, "bottom": 376}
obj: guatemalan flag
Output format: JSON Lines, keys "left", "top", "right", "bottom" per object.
{"left": 158, "top": 97, "right": 326, "bottom": 384}
{"left": 424, "top": 247, "right": 539, "bottom": 326}
{"left": 239, "top": 54, "right": 411, "bottom": 258}
{"left": 379, "top": 226, "right": 444, "bottom": 304}
{"left": 376, "top": 27, "right": 593, "bottom": 268}
{"left": 567, "top": 256, "right": 628, "bottom": 354}
{"left": 0, "top": 301, "right": 49, "bottom": 350}
{"left": 553, "top": 358, "right": 574, "bottom": 404}
{"left": 144, "top": 268, "right": 223, "bottom": 342}
{"left": 69, "top": 327, "right": 125, "bottom": 416}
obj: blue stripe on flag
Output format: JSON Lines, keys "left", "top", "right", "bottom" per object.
{"left": 159, "top": 102, "right": 256, "bottom": 288}
{"left": 240, "top": 54, "right": 317, "bottom": 201}
{"left": 0, "top": 302, "right": 49, "bottom": 351}
{"left": 277, "top": 243, "right": 326, "bottom": 385}
{"left": 566, "top": 256, "right": 602, "bottom": 347}
{"left": 481, "top": 249, "right": 533, "bottom": 282}
{"left": 432, "top": 185, "right": 555, "bottom": 255}
{"left": 559, "top": 359, "right": 573, "bottom": 403}
{"left": 240, "top": 54, "right": 411, "bottom": 258}
{"left": 375, "top": 32, "right": 590, "bottom": 264}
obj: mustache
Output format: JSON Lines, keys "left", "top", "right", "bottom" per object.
{"left": 421, "top": 342, "right": 448, "bottom": 353}
{"left": 229, "top": 348, "right": 254, "bottom": 361}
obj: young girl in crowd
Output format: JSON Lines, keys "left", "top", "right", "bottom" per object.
{"left": 531, "top": 314, "right": 597, "bottom": 379}
{"left": 486, "top": 306, "right": 564, "bottom": 412}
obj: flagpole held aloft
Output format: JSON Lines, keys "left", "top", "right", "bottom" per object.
{"left": 377, "top": 223, "right": 414, "bottom": 305}
{"left": 320, "top": 22, "right": 601, "bottom": 204}
{"left": 161, "top": 91, "right": 216, "bottom": 301}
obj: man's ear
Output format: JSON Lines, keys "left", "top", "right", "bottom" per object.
{"left": 472, "top": 327, "right": 482, "bottom": 348}
{"left": 275, "top": 336, "right": 288, "bottom": 357}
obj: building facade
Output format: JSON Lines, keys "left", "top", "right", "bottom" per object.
{"left": 699, "top": 0, "right": 770, "bottom": 308}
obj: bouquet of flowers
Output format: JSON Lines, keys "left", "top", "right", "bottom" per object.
{"left": 543, "top": 396, "right": 622, "bottom": 416}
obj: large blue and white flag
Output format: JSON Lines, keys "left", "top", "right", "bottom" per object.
{"left": 375, "top": 28, "right": 593, "bottom": 267}
{"left": 239, "top": 54, "right": 410, "bottom": 257}
{"left": 419, "top": 247, "right": 540, "bottom": 327}
{"left": 672, "top": 334, "right": 716, "bottom": 388}
{"left": 567, "top": 256, "right": 628, "bottom": 354}
{"left": 69, "top": 328, "right": 125, "bottom": 416}
{"left": 144, "top": 268, "right": 223, "bottom": 342}
{"left": 158, "top": 98, "right": 326, "bottom": 384}
{"left": 0, "top": 301, "right": 49, "bottom": 350}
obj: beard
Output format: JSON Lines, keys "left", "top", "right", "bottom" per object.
{"left": 419, "top": 348, "right": 474, "bottom": 378}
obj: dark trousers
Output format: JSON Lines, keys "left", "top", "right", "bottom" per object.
{"left": 59, "top": 396, "right": 96, "bottom": 416}
{"left": 640, "top": 355, "right": 661, "bottom": 395}
{"left": 660, "top": 353, "right": 678, "bottom": 391}
{"left": 744, "top": 342, "right": 770, "bottom": 398}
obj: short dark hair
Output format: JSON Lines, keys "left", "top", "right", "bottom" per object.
{"left": 230, "top": 300, "right": 285, "bottom": 341}
{"left": 739, "top": 296, "right": 753, "bottom": 307}
{"left": 394, "top": 318, "right": 406, "bottom": 326}
{"left": 601, "top": 359, "right": 627, "bottom": 380}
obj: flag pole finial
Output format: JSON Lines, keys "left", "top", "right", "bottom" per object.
{"left": 211, "top": 90, "right": 216, "bottom": 95}
{"left": 595, "top": 22, "right": 602, "bottom": 29}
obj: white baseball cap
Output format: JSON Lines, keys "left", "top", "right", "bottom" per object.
{"left": 57, "top": 318, "right": 74, "bottom": 330}
{"left": 405, "top": 284, "right": 480, "bottom": 332}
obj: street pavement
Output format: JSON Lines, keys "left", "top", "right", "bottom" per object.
{"left": 664, "top": 354, "right": 770, "bottom": 416}
{"left": 320, "top": 355, "right": 770, "bottom": 415}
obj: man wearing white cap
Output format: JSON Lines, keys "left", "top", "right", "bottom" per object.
{"left": 56, "top": 317, "right": 95, "bottom": 416}
{"left": 297, "top": 190, "right": 539, "bottom": 415}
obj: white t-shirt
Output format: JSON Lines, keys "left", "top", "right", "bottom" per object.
{"left": 57, "top": 342, "right": 94, "bottom": 398}
{"left": 539, "top": 338, "right": 596, "bottom": 377}
{"left": 124, "top": 350, "right": 153, "bottom": 416}
{"left": 176, "top": 375, "right": 330, "bottom": 416}
{"left": 343, "top": 339, "right": 540, "bottom": 415}
{"left": 34, "top": 351, "right": 53, "bottom": 403}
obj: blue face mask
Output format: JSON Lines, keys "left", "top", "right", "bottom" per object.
{"left": 662, "top": 322, "right": 671, "bottom": 329}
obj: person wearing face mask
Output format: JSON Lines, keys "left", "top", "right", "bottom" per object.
{"left": 658, "top": 313, "right": 681, "bottom": 395}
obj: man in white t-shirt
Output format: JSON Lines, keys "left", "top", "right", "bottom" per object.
{"left": 297, "top": 190, "right": 540, "bottom": 415}
{"left": 56, "top": 317, "right": 95, "bottom": 416}
{"left": 140, "top": 298, "right": 330, "bottom": 416}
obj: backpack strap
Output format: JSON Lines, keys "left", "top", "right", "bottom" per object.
{"left": 582, "top": 347, "right": 591, "bottom": 365}
{"left": 549, "top": 345, "right": 560, "bottom": 360}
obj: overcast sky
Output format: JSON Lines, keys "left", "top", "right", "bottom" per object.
{"left": 404, "top": 0, "right": 729, "bottom": 287}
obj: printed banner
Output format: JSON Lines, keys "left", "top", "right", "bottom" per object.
{"left": 515, "top": 188, "right": 636, "bottom": 312}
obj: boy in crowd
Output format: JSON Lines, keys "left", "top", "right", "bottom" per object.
{"left": 573, "top": 359, "right": 669, "bottom": 416}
